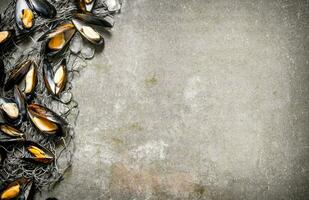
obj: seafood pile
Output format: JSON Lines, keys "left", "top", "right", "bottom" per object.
{"left": 0, "top": 0, "right": 121, "bottom": 198}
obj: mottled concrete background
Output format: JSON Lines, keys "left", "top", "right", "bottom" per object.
{"left": 2, "top": 0, "right": 309, "bottom": 199}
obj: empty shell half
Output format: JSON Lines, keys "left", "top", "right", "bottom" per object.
{"left": 72, "top": 18, "right": 104, "bottom": 45}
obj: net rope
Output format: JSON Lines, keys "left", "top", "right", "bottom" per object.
{"left": 0, "top": 0, "right": 121, "bottom": 192}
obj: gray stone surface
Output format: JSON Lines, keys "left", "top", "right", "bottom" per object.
{"left": 2, "top": 0, "right": 309, "bottom": 199}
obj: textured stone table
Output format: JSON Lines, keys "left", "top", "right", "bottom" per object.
{"left": 2, "top": 0, "right": 309, "bottom": 199}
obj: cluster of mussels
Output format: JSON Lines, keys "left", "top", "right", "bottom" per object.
{"left": 0, "top": 0, "right": 121, "bottom": 199}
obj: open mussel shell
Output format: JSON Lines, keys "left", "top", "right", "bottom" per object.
{"left": 18, "top": 62, "right": 37, "bottom": 99}
{"left": 0, "top": 103, "right": 23, "bottom": 127}
{"left": 43, "top": 59, "right": 67, "bottom": 96}
{"left": 0, "top": 87, "right": 26, "bottom": 126}
{"left": 72, "top": 18, "right": 104, "bottom": 45}
{"left": 27, "top": 103, "right": 67, "bottom": 137}
{"left": 0, "top": 98, "right": 20, "bottom": 121}
{"left": 4, "top": 60, "right": 32, "bottom": 91}
{"left": 0, "top": 124, "right": 25, "bottom": 144}
{"left": 74, "top": 13, "right": 114, "bottom": 28}
{"left": 23, "top": 141, "right": 54, "bottom": 164}
{"left": 4, "top": 60, "right": 37, "bottom": 99}
{"left": 42, "top": 23, "right": 76, "bottom": 57}
{"left": 0, "top": 178, "right": 34, "bottom": 200}
{"left": 26, "top": 0, "right": 56, "bottom": 18}
{"left": 15, "top": 0, "right": 35, "bottom": 30}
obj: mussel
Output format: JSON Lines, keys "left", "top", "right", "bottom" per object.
{"left": 0, "top": 87, "right": 26, "bottom": 126}
{"left": 18, "top": 62, "right": 37, "bottom": 99}
{"left": 0, "top": 31, "right": 12, "bottom": 45}
{"left": 0, "top": 98, "right": 20, "bottom": 123}
{"left": 27, "top": 103, "right": 67, "bottom": 137}
{"left": 74, "top": 13, "right": 114, "bottom": 28}
{"left": 23, "top": 141, "right": 54, "bottom": 164}
{"left": 0, "top": 178, "right": 34, "bottom": 200}
{"left": 4, "top": 60, "right": 37, "bottom": 96}
{"left": 39, "top": 23, "right": 76, "bottom": 57}
{"left": 16, "top": 0, "right": 35, "bottom": 30}
{"left": 77, "top": 0, "right": 96, "bottom": 12}
{"left": 43, "top": 59, "right": 67, "bottom": 96}
{"left": 0, "top": 124, "right": 25, "bottom": 144}
{"left": 25, "top": 0, "right": 57, "bottom": 18}
{"left": 72, "top": 18, "right": 104, "bottom": 45}
{"left": 4, "top": 60, "right": 32, "bottom": 91}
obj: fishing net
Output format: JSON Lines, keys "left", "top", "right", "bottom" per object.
{"left": 0, "top": 0, "right": 121, "bottom": 193}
